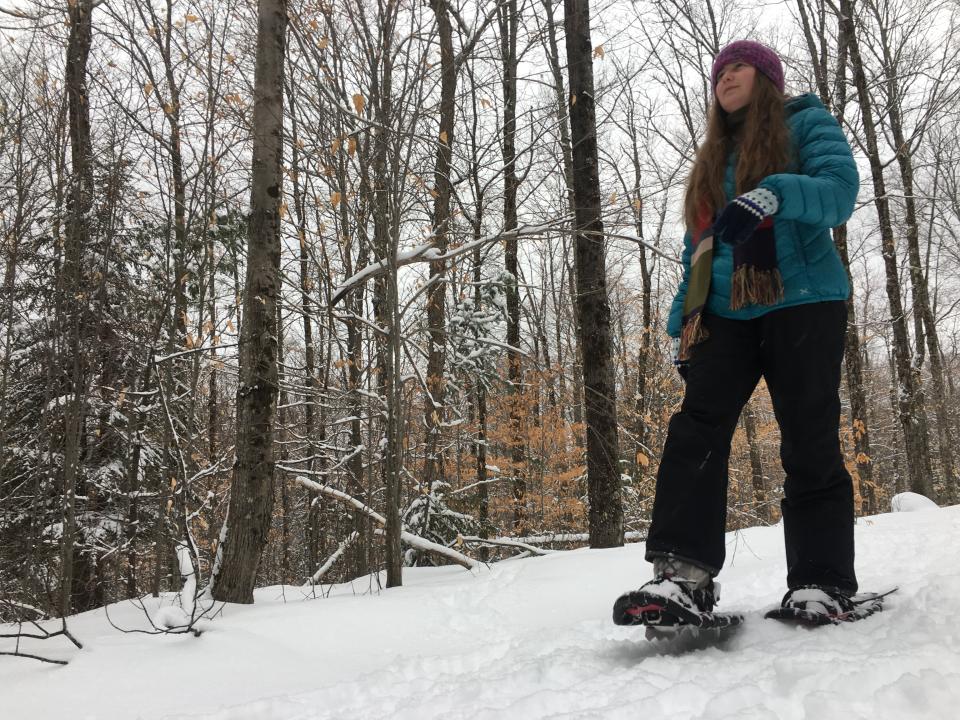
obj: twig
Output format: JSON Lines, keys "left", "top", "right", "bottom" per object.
{"left": 0, "top": 651, "right": 68, "bottom": 665}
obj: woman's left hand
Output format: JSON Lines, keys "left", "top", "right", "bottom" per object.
{"left": 714, "top": 187, "right": 779, "bottom": 245}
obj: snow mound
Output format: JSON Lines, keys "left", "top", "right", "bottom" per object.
{"left": 891, "top": 491, "right": 939, "bottom": 512}
{"left": 3, "top": 506, "right": 959, "bottom": 720}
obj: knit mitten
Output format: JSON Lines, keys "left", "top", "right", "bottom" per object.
{"left": 714, "top": 187, "right": 779, "bottom": 246}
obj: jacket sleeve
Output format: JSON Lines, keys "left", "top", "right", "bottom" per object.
{"left": 666, "top": 230, "right": 693, "bottom": 338}
{"left": 758, "top": 107, "right": 859, "bottom": 232}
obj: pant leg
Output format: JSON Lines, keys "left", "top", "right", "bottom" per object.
{"left": 761, "top": 301, "right": 858, "bottom": 593}
{"left": 646, "top": 314, "right": 762, "bottom": 574}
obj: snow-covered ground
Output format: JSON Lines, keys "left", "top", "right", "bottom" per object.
{"left": 4, "top": 500, "right": 959, "bottom": 720}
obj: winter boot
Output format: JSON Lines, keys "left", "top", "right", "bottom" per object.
{"left": 613, "top": 557, "right": 719, "bottom": 626}
{"left": 780, "top": 585, "right": 853, "bottom": 613}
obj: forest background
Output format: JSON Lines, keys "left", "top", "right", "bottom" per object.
{"left": 1, "top": 0, "right": 959, "bottom": 623}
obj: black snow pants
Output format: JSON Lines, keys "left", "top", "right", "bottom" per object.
{"left": 645, "top": 301, "right": 858, "bottom": 594}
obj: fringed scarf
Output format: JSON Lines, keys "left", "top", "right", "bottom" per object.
{"left": 677, "top": 213, "right": 784, "bottom": 362}
{"left": 730, "top": 216, "right": 783, "bottom": 309}
{"left": 677, "top": 215, "right": 714, "bottom": 363}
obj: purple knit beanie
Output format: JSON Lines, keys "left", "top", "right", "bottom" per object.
{"left": 712, "top": 40, "right": 784, "bottom": 94}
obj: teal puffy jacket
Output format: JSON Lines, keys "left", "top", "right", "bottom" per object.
{"left": 667, "top": 93, "right": 859, "bottom": 338}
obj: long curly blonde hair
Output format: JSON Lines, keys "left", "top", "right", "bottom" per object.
{"left": 683, "top": 72, "right": 792, "bottom": 230}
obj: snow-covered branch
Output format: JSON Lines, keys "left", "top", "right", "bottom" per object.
{"left": 600, "top": 231, "right": 682, "bottom": 265}
{"left": 329, "top": 220, "right": 567, "bottom": 307}
{"left": 459, "top": 536, "right": 553, "bottom": 556}
{"left": 305, "top": 531, "right": 360, "bottom": 586}
{"left": 462, "top": 531, "right": 647, "bottom": 550}
{"left": 292, "top": 476, "right": 478, "bottom": 570}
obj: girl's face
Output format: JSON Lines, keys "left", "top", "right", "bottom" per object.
{"left": 715, "top": 62, "right": 756, "bottom": 113}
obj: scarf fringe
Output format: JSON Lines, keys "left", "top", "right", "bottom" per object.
{"left": 730, "top": 266, "right": 784, "bottom": 310}
{"left": 678, "top": 312, "right": 708, "bottom": 362}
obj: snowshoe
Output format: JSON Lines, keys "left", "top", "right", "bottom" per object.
{"left": 765, "top": 586, "right": 897, "bottom": 625}
{"left": 612, "top": 577, "right": 743, "bottom": 636}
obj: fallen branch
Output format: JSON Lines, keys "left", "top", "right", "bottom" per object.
{"left": 0, "top": 598, "right": 47, "bottom": 620}
{"left": 304, "top": 531, "right": 360, "bottom": 586}
{"left": 0, "top": 650, "right": 69, "bottom": 665}
{"left": 459, "top": 536, "right": 552, "bottom": 556}
{"left": 462, "top": 530, "right": 647, "bottom": 547}
{"left": 0, "top": 619, "right": 83, "bottom": 665}
{"left": 292, "top": 475, "right": 478, "bottom": 570}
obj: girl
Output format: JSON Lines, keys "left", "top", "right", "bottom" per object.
{"left": 614, "top": 41, "right": 861, "bottom": 626}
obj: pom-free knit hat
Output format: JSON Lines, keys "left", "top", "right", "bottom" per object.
{"left": 712, "top": 40, "right": 784, "bottom": 95}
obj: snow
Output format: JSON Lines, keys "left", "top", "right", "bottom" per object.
{"left": 891, "top": 492, "right": 940, "bottom": 512}
{"left": 4, "top": 506, "right": 960, "bottom": 720}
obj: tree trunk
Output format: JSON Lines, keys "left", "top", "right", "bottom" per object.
{"left": 212, "top": 0, "right": 287, "bottom": 603}
{"left": 420, "top": 0, "right": 456, "bottom": 537}
{"left": 541, "top": 0, "right": 584, "bottom": 427}
{"left": 499, "top": 0, "right": 526, "bottom": 533}
{"left": 798, "top": 1, "right": 877, "bottom": 512}
{"left": 627, "top": 118, "right": 653, "bottom": 481}
{"left": 367, "top": 0, "right": 403, "bottom": 587}
{"left": 742, "top": 401, "right": 770, "bottom": 523}
{"left": 839, "top": 0, "right": 934, "bottom": 500}
{"left": 59, "top": 0, "right": 96, "bottom": 617}
{"left": 564, "top": 0, "right": 623, "bottom": 547}
{"left": 866, "top": 0, "right": 955, "bottom": 501}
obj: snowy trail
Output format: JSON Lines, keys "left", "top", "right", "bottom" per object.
{"left": 3, "top": 505, "right": 959, "bottom": 720}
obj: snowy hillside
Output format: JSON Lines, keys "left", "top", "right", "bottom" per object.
{"left": 3, "top": 503, "right": 959, "bottom": 720}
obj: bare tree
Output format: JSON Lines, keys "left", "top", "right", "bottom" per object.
{"left": 564, "top": 0, "right": 623, "bottom": 547}
{"left": 862, "top": 0, "right": 959, "bottom": 502}
{"left": 838, "top": 0, "right": 935, "bottom": 500}
{"left": 795, "top": 0, "right": 877, "bottom": 511}
{"left": 212, "top": 0, "right": 288, "bottom": 603}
